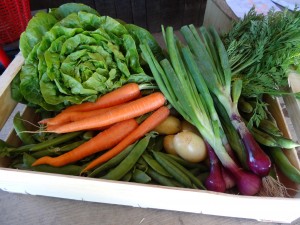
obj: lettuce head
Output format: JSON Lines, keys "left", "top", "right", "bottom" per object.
{"left": 12, "top": 3, "right": 162, "bottom": 111}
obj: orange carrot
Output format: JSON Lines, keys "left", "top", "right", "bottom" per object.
{"left": 32, "top": 119, "right": 139, "bottom": 167}
{"left": 63, "top": 83, "right": 142, "bottom": 113}
{"left": 47, "top": 92, "right": 166, "bottom": 134}
{"left": 81, "top": 106, "right": 170, "bottom": 172}
{"left": 46, "top": 123, "right": 111, "bottom": 133}
{"left": 44, "top": 103, "right": 128, "bottom": 126}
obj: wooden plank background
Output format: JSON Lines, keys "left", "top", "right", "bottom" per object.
{"left": 29, "top": 0, "right": 207, "bottom": 33}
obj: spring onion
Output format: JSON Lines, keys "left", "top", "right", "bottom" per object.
{"left": 180, "top": 25, "right": 271, "bottom": 177}
{"left": 140, "top": 26, "right": 262, "bottom": 195}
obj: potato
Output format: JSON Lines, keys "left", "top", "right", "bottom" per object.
{"left": 180, "top": 120, "right": 200, "bottom": 135}
{"left": 163, "top": 135, "right": 178, "bottom": 155}
{"left": 173, "top": 130, "right": 207, "bottom": 163}
{"left": 154, "top": 116, "right": 181, "bottom": 135}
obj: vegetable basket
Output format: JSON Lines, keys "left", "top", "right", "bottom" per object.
{"left": 0, "top": 2, "right": 300, "bottom": 224}
{"left": 0, "top": 0, "right": 31, "bottom": 45}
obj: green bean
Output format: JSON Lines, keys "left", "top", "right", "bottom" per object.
{"left": 9, "top": 157, "right": 23, "bottom": 168}
{"left": 152, "top": 151, "right": 193, "bottom": 188}
{"left": 13, "top": 112, "right": 36, "bottom": 145}
{"left": 30, "top": 132, "right": 82, "bottom": 151}
{"left": 0, "top": 139, "right": 13, "bottom": 148}
{"left": 11, "top": 131, "right": 82, "bottom": 154}
{"left": 159, "top": 152, "right": 206, "bottom": 189}
{"left": 82, "top": 131, "right": 95, "bottom": 140}
{"left": 23, "top": 153, "right": 82, "bottom": 176}
{"left": 12, "top": 163, "right": 28, "bottom": 170}
{"left": 136, "top": 157, "right": 148, "bottom": 171}
{"left": 11, "top": 144, "right": 35, "bottom": 153}
{"left": 142, "top": 153, "right": 172, "bottom": 177}
{"left": 88, "top": 142, "right": 137, "bottom": 178}
{"left": 238, "top": 97, "right": 253, "bottom": 113}
{"left": 121, "top": 171, "right": 132, "bottom": 182}
{"left": 258, "top": 119, "right": 282, "bottom": 137}
{"left": 146, "top": 167, "right": 182, "bottom": 187}
{"left": 132, "top": 169, "right": 151, "bottom": 183}
{"left": 272, "top": 136, "right": 300, "bottom": 149}
{"left": 32, "top": 132, "right": 59, "bottom": 143}
{"left": 268, "top": 148, "right": 300, "bottom": 184}
{"left": 0, "top": 144, "right": 34, "bottom": 157}
{"left": 31, "top": 140, "right": 86, "bottom": 158}
{"left": 251, "top": 127, "right": 278, "bottom": 147}
{"left": 163, "top": 153, "right": 208, "bottom": 171}
{"left": 0, "top": 140, "right": 14, "bottom": 157}
{"left": 101, "top": 135, "right": 151, "bottom": 181}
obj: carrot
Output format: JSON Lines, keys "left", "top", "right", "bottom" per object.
{"left": 62, "top": 83, "right": 142, "bottom": 113}
{"left": 47, "top": 92, "right": 166, "bottom": 134}
{"left": 81, "top": 106, "right": 170, "bottom": 172}
{"left": 43, "top": 103, "right": 128, "bottom": 126}
{"left": 32, "top": 119, "right": 139, "bottom": 167}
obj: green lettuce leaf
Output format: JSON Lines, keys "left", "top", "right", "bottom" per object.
{"left": 14, "top": 4, "right": 155, "bottom": 111}
{"left": 50, "top": 3, "right": 100, "bottom": 20}
{"left": 19, "top": 11, "right": 58, "bottom": 58}
{"left": 125, "top": 24, "right": 164, "bottom": 61}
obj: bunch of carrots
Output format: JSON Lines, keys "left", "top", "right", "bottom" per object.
{"left": 32, "top": 83, "right": 170, "bottom": 173}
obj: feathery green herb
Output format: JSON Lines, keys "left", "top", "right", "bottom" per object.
{"left": 223, "top": 8, "right": 300, "bottom": 125}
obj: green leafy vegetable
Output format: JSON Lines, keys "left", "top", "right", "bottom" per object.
{"left": 222, "top": 8, "right": 300, "bottom": 125}
{"left": 13, "top": 3, "right": 161, "bottom": 111}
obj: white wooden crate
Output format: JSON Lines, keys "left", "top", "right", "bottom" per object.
{"left": 0, "top": 3, "right": 300, "bottom": 223}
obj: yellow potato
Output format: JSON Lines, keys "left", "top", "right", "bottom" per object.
{"left": 180, "top": 120, "right": 200, "bottom": 135}
{"left": 173, "top": 130, "right": 207, "bottom": 163}
{"left": 163, "top": 135, "right": 178, "bottom": 155}
{"left": 154, "top": 116, "right": 181, "bottom": 135}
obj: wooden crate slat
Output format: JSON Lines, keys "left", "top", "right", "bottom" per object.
{"left": 0, "top": 88, "right": 16, "bottom": 130}
{"left": 0, "top": 168, "right": 300, "bottom": 223}
{"left": 0, "top": 53, "right": 24, "bottom": 129}
{"left": 284, "top": 72, "right": 300, "bottom": 144}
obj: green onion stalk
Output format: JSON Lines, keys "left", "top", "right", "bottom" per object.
{"left": 180, "top": 25, "right": 271, "bottom": 177}
{"left": 140, "top": 26, "right": 262, "bottom": 195}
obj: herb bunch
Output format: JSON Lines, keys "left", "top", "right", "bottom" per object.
{"left": 223, "top": 8, "right": 300, "bottom": 126}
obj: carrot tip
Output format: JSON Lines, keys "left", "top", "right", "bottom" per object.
{"left": 39, "top": 118, "right": 50, "bottom": 124}
{"left": 31, "top": 156, "right": 52, "bottom": 167}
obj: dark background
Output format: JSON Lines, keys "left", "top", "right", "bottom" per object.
{"left": 1, "top": 0, "right": 207, "bottom": 73}
{"left": 29, "top": 0, "right": 207, "bottom": 33}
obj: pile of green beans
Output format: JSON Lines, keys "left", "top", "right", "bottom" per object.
{"left": 88, "top": 135, "right": 209, "bottom": 189}
{"left": 0, "top": 112, "right": 96, "bottom": 176}
{"left": 1, "top": 113, "right": 210, "bottom": 190}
